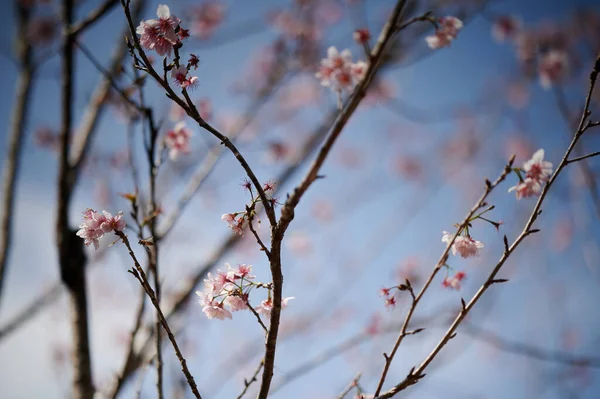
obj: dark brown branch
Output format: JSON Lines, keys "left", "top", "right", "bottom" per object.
{"left": 120, "top": 0, "right": 276, "bottom": 227}
{"left": 373, "top": 156, "right": 514, "bottom": 397}
{"left": 116, "top": 231, "right": 202, "bottom": 399}
{"left": 0, "top": 0, "right": 35, "bottom": 309}
{"left": 565, "top": 151, "right": 600, "bottom": 164}
{"left": 236, "top": 359, "right": 264, "bottom": 399}
{"left": 71, "top": 0, "right": 120, "bottom": 36}
{"left": 375, "top": 56, "right": 600, "bottom": 399}
{"left": 56, "top": 0, "right": 95, "bottom": 396}
{"left": 246, "top": 301, "right": 268, "bottom": 334}
{"left": 264, "top": 1, "right": 413, "bottom": 397}
{"left": 113, "top": 109, "right": 337, "bottom": 390}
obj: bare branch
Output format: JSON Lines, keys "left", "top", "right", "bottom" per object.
{"left": 236, "top": 359, "right": 264, "bottom": 399}
{"left": 375, "top": 55, "right": 600, "bottom": 399}
{"left": 373, "top": 156, "right": 515, "bottom": 397}
{"left": 565, "top": 151, "right": 600, "bottom": 164}
{"left": 336, "top": 373, "right": 362, "bottom": 399}
{"left": 71, "top": 0, "right": 120, "bottom": 36}
{"left": 116, "top": 231, "right": 202, "bottom": 399}
{"left": 0, "top": 0, "right": 35, "bottom": 309}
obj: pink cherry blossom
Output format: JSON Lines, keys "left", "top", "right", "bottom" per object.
{"left": 202, "top": 302, "right": 232, "bottom": 320}
{"left": 136, "top": 5, "right": 182, "bottom": 57}
{"left": 164, "top": 122, "right": 193, "bottom": 160}
{"left": 226, "top": 264, "right": 255, "bottom": 281}
{"left": 492, "top": 15, "right": 522, "bottom": 43}
{"left": 442, "top": 271, "right": 467, "bottom": 290}
{"left": 224, "top": 295, "right": 248, "bottom": 312}
{"left": 441, "top": 231, "right": 484, "bottom": 258}
{"left": 315, "top": 46, "right": 368, "bottom": 92}
{"left": 99, "top": 211, "right": 126, "bottom": 233}
{"left": 221, "top": 213, "right": 245, "bottom": 235}
{"left": 256, "top": 297, "right": 294, "bottom": 316}
{"left": 171, "top": 66, "right": 199, "bottom": 89}
{"left": 425, "top": 16, "right": 463, "bottom": 49}
{"left": 538, "top": 50, "right": 569, "bottom": 89}
{"left": 522, "top": 149, "right": 553, "bottom": 181}
{"left": 76, "top": 209, "right": 126, "bottom": 250}
{"left": 508, "top": 177, "right": 542, "bottom": 199}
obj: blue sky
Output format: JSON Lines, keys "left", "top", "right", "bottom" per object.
{"left": 1, "top": 0, "right": 600, "bottom": 398}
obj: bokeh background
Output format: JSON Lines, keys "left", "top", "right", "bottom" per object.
{"left": 1, "top": 0, "right": 600, "bottom": 398}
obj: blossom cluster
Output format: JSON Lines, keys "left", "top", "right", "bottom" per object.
{"left": 425, "top": 16, "right": 463, "bottom": 49}
{"left": 221, "top": 180, "right": 277, "bottom": 236}
{"left": 76, "top": 209, "right": 126, "bottom": 250}
{"left": 195, "top": 263, "right": 293, "bottom": 320}
{"left": 136, "top": 5, "right": 199, "bottom": 89}
{"left": 136, "top": 5, "right": 185, "bottom": 57}
{"left": 509, "top": 149, "right": 553, "bottom": 199}
{"left": 441, "top": 231, "right": 484, "bottom": 259}
{"left": 315, "top": 46, "right": 368, "bottom": 92}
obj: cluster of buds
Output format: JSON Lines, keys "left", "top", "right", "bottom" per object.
{"left": 221, "top": 180, "right": 278, "bottom": 236}
{"left": 425, "top": 16, "right": 463, "bottom": 49}
{"left": 195, "top": 263, "right": 293, "bottom": 320}
{"left": 509, "top": 149, "right": 553, "bottom": 199}
{"left": 379, "top": 280, "right": 413, "bottom": 309}
{"left": 76, "top": 209, "right": 126, "bottom": 250}
{"left": 315, "top": 46, "right": 368, "bottom": 93}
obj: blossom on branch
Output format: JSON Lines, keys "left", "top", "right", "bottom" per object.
{"left": 315, "top": 46, "right": 368, "bottom": 92}
{"left": 509, "top": 149, "right": 553, "bottom": 199}
{"left": 256, "top": 296, "right": 294, "bottom": 317}
{"left": 76, "top": 209, "right": 126, "bottom": 250}
{"left": 171, "top": 65, "right": 199, "bottom": 89}
{"left": 425, "top": 16, "right": 463, "bottom": 49}
{"left": 136, "top": 4, "right": 183, "bottom": 57}
{"left": 442, "top": 231, "right": 484, "bottom": 258}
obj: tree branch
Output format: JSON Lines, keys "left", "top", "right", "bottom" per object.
{"left": 375, "top": 56, "right": 600, "bottom": 399}
{"left": 0, "top": 0, "right": 35, "bottom": 309}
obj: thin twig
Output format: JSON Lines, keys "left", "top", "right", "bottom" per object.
{"left": 565, "top": 151, "right": 600, "bottom": 164}
{"left": 71, "top": 0, "right": 120, "bottom": 36}
{"left": 246, "top": 301, "right": 268, "bottom": 334}
{"left": 373, "top": 157, "right": 515, "bottom": 397}
{"left": 116, "top": 231, "right": 202, "bottom": 399}
{"left": 236, "top": 359, "right": 265, "bottom": 399}
{"left": 260, "top": 2, "right": 412, "bottom": 397}
{"left": 120, "top": 0, "right": 276, "bottom": 227}
{"left": 0, "top": 0, "right": 35, "bottom": 309}
{"left": 336, "top": 373, "right": 362, "bottom": 399}
{"left": 375, "top": 56, "right": 600, "bottom": 399}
